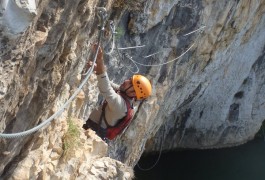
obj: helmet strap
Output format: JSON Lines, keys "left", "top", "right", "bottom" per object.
{"left": 120, "top": 85, "right": 136, "bottom": 99}
{"left": 124, "top": 85, "right": 133, "bottom": 94}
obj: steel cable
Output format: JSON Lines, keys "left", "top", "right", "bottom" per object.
{"left": 0, "top": 8, "right": 106, "bottom": 138}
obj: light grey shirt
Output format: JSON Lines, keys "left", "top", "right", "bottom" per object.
{"left": 89, "top": 72, "right": 127, "bottom": 128}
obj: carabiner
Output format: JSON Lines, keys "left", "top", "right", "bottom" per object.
{"left": 96, "top": 7, "right": 107, "bottom": 30}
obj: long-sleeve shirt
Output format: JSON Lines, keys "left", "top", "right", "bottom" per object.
{"left": 89, "top": 72, "right": 128, "bottom": 128}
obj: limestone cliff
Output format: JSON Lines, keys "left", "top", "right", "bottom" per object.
{"left": 0, "top": 0, "right": 265, "bottom": 179}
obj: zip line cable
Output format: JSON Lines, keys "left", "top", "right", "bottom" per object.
{"left": 0, "top": 8, "right": 107, "bottom": 138}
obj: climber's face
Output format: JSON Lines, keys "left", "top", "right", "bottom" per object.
{"left": 120, "top": 78, "right": 136, "bottom": 98}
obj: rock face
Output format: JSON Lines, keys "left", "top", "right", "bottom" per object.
{"left": 140, "top": 0, "right": 265, "bottom": 152}
{"left": 2, "top": 116, "right": 133, "bottom": 179}
{"left": 108, "top": 0, "right": 265, "bottom": 166}
{"left": 0, "top": 0, "right": 134, "bottom": 178}
{"left": 0, "top": 0, "right": 265, "bottom": 178}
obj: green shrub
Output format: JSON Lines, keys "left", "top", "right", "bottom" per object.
{"left": 62, "top": 117, "right": 81, "bottom": 158}
{"left": 115, "top": 26, "right": 125, "bottom": 40}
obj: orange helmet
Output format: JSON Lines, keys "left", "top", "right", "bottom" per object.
{"left": 132, "top": 75, "right": 152, "bottom": 100}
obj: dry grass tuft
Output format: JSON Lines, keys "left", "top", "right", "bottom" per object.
{"left": 62, "top": 117, "right": 81, "bottom": 159}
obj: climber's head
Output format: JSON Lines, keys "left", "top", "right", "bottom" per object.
{"left": 132, "top": 75, "right": 152, "bottom": 100}
{"left": 120, "top": 75, "right": 152, "bottom": 100}
{"left": 120, "top": 78, "right": 136, "bottom": 98}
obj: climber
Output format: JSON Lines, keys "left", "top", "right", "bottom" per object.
{"left": 83, "top": 44, "right": 152, "bottom": 140}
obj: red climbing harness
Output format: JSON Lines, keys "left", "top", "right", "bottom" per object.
{"left": 83, "top": 92, "right": 134, "bottom": 140}
{"left": 101, "top": 92, "right": 134, "bottom": 140}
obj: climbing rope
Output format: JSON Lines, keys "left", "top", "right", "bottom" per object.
{"left": 137, "top": 25, "right": 205, "bottom": 65}
{"left": 105, "top": 21, "right": 204, "bottom": 69}
{"left": 118, "top": 45, "right": 145, "bottom": 50}
{"left": 105, "top": 21, "right": 116, "bottom": 55}
{"left": 104, "top": 20, "right": 145, "bottom": 73}
{"left": 105, "top": 22, "right": 203, "bottom": 72}
{"left": 143, "top": 51, "right": 162, "bottom": 58}
{"left": 183, "top": 25, "right": 206, "bottom": 36}
{"left": 0, "top": 7, "right": 107, "bottom": 138}
{"left": 123, "top": 53, "right": 140, "bottom": 73}
{"left": 136, "top": 124, "right": 166, "bottom": 171}
{"left": 113, "top": 37, "right": 141, "bottom": 74}
{"left": 130, "top": 43, "right": 195, "bottom": 67}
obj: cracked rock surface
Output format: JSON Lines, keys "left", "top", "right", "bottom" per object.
{"left": 0, "top": 0, "right": 265, "bottom": 178}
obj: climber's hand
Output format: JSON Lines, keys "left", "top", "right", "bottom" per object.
{"left": 86, "top": 61, "right": 98, "bottom": 74}
{"left": 92, "top": 43, "right": 103, "bottom": 64}
{"left": 90, "top": 43, "right": 105, "bottom": 75}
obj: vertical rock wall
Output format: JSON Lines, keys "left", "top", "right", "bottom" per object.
{"left": 126, "top": 0, "right": 265, "bottom": 154}
{"left": 0, "top": 0, "right": 135, "bottom": 178}
{"left": 106, "top": 0, "right": 265, "bottom": 166}
{"left": 0, "top": 0, "right": 265, "bottom": 178}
